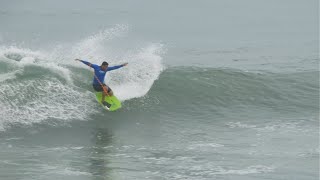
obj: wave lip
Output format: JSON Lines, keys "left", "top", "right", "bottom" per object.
{"left": 108, "top": 43, "right": 165, "bottom": 101}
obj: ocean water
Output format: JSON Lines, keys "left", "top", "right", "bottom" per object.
{"left": 0, "top": 0, "right": 319, "bottom": 180}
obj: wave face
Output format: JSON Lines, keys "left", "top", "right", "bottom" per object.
{"left": 0, "top": 44, "right": 318, "bottom": 131}
{"left": 0, "top": 25, "right": 318, "bottom": 131}
{"left": 0, "top": 25, "right": 164, "bottom": 131}
{"left": 0, "top": 47, "right": 318, "bottom": 131}
{"left": 139, "top": 67, "right": 319, "bottom": 120}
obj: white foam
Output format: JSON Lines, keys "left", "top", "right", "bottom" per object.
{"left": 211, "top": 165, "right": 274, "bottom": 175}
{"left": 0, "top": 79, "right": 95, "bottom": 131}
{"left": 187, "top": 143, "right": 224, "bottom": 150}
{"left": 41, "top": 164, "right": 92, "bottom": 176}
{"left": 226, "top": 122, "right": 257, "bottom": 129}
{"left": 107, "top": 44, "right": 165, "bottom": 101}
{"left": 0, "top": 70, "right": 22, "bottom": 83}
{"left": 57, "top": 168, "right": 92, "bottom": 176}
{"left": 0, "top": 25, "right": 165, "bottom": 131}
{"left": 0, "top": 46, "right": 44, "bottom": 62}
{"left": 185, "top": 164, "right": 274, "bottom": 177}
{"left": 226, "top": 120, "right": 309, "bottom": 134}
{"left": 0, "top": 46, "right": 74, "bottom": 84}
{"left": 20, "top": 56, "right": 35, "bottom": 64}
{"left": 69, "top": 24, "right": 129, "bottom": 62}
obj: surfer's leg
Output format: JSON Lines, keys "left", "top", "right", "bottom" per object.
{"left": 108, "top": 89, "right": 113, "bottom": 96}
{"left": 101, "top": 85, "right": 113, "bottom": 102}
{"left": 108, "top": 86, "right": 113, "bottom": 96}
{"left": 101, "top": 86, "right": 107, "bottom": 103}
{"left": 103, "top": 85, "right": 113, "bottom": 96}
{"left": 93, "top": 84, "right": 107, "bottom": 103}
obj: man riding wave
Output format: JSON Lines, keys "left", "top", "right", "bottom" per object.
{"left": 75, "top": 59, "right": 128, "bottom": 106}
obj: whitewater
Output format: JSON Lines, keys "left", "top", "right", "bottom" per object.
{"left": 0, "top": 0, "right": 318, "bottom": 180}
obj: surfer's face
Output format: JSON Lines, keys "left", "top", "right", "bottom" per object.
{"left": 101, "top": 65, "right": 108, "bottom": 71}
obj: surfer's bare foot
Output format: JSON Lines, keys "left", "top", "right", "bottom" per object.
{"left": 102, "top": 101, "right": 111, "bottom": 108}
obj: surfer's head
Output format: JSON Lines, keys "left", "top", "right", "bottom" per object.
{"left": 101, "top": 61, "right": 109, "bottom": 70}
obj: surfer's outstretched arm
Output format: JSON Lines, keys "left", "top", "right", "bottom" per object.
{"left": 107, "top": 63, "right": 128, "bottom": 71}
{"left": 75, "top": 59, "right": 98, "bottom": 68}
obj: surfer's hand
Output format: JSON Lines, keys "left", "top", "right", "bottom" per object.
{"left": 122, "top": 63, "right": 128, "bottom": 66}
{"left": 75, "top": 59, "right": 80, "bottom": 61}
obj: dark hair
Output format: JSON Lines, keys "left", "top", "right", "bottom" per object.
{"left": 101, "top": 61, "right": 109, "bottom": 66}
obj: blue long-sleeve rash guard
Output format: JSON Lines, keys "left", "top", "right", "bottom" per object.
{"left": 80, "top": 60, "right": 124, "bottom": 85}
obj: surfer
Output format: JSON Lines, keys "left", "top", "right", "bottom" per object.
{"left": 75, "top": 59, "right": 128, "bottom": 106}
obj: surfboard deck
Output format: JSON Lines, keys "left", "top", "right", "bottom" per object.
{"left": 95, "top": 92, "right": 121, "bottom": 111}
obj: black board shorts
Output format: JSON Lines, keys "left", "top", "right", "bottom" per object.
{"left": 93, "top": 84, "right": 112, "bottom": 93}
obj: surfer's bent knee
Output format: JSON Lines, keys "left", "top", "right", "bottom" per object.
{"left": 93, "top": 84, "right": 112, "bottom": 94}
{"left": 101, "top": 84, "right": 113, "bottom": 96}
{"left": 103, "top": 90, "right": 113, "bottom": 96}
{"left": 109, "top": 91, "right": 113, "bottom": 96}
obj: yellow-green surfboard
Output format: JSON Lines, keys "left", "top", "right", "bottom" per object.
{"left": 95, "top": 92, "right": 122, "bottom": 111}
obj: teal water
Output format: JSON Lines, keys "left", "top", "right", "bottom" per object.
{"left": 0, "top": 0, "right": 319, "bottom": 180}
